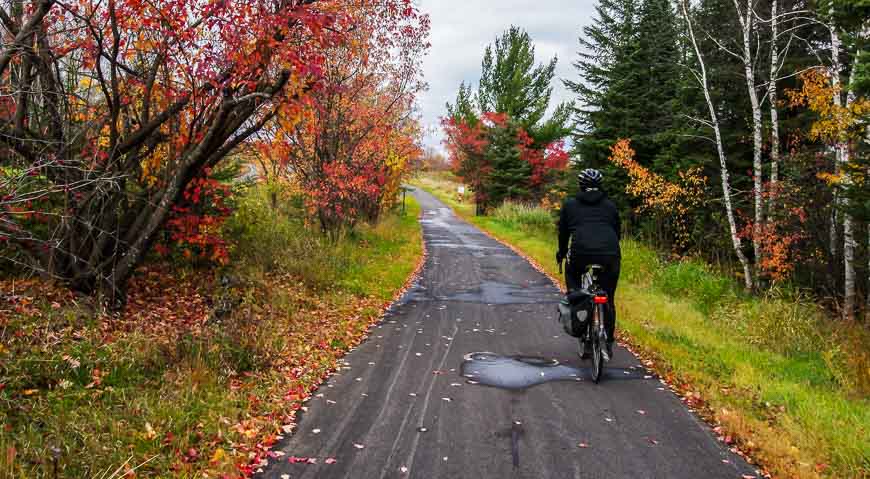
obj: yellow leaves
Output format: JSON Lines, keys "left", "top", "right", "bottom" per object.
{"left": 608, "top": 139, "right": 706, "bottom": 249}
{"left": 143, "top": 422, "right": 157, "bottom": 440}
{"left": 209, "top": 447, "right": 226, "bottom": 464}
{"left": 140, "top": 144, "right": 168, "bottom": 186}
{"left": 134, "top": 38, "right": 157, "bottom": 51}
{"left": 817, "top": 171, "right": 842, "bottom": 186}
{"left": 788, "top": 69, "right": 870, "bottom": 144}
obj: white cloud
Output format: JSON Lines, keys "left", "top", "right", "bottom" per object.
{"left": 417, "top": 0, "right": 597, "bottom": 152}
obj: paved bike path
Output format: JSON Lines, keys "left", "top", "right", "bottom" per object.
{"left": 262, "top": 188, "right": 757, "bottom": 479}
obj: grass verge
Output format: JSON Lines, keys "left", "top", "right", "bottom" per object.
{"left": 411, "top": 172, "right": 869, "bottom": 479}
{"left": 0, "top": 185, "right": 423, "bottom": 478}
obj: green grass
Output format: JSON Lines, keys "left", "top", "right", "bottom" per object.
{"left": 0, "top": 185, "right": 423, "bottom": 478}
{"left": 412, "top": 173, "right": 870, "bottom": 479}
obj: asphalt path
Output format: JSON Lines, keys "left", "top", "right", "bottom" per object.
{"left": 262, "top": 188, "right": 758, "bottom": 479}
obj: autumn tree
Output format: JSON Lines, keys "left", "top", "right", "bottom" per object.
{"left": 444, "top": 26, "right": 570, "bottom": 213}
{"left": 0, "top": 0, "right": 345, "bottom": 305}
{"left": 253, "top": 0, "right": 428, "bottom": 232}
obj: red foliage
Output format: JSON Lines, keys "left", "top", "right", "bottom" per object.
{"left": 442, "top": 112, "right": 569, "bottom": 206}
{"left": 160, "top": 170, "right": 234, "bottom": 265}
{"left": 307, "top": 159, "right": 386, "bottom": 230}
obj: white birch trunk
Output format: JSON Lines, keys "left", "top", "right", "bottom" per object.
{"left": 735, "top": 0, "right": 765, "bottom": 272}
{"left": 829, "top": 23, "right": 856, "bottom": 319}
{"left": 842, "top": 87, "right": 857, "bottom": 320}
{"left": 768, "top": 0, "right": 780, "bottom": 194}
{"left": 681, "top": 0, "right": 754, "bottom": 290}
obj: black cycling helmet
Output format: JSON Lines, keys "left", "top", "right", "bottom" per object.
{"left": 577, "top": 168, "right": 603, "bottom": 190}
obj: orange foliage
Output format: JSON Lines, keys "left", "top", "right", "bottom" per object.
{"left": 608, "top": 139, "right": 706, "bottom": 249}
{"left": 787, "top": 69, "right": 870, "bottom": 151}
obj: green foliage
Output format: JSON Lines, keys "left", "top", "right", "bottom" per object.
{"left": 446, "top": 81, "right": 479, "bottom": 124}
{"left": 654, "top": 261, "right": 738, "bottom": 315}
{"left": 477, "top": 26, "right": 571, "bottom": 138}
{"left": 483, "top": 121, "right": 532, "bottom": 205}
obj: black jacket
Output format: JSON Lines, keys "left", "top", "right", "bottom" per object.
{"left": 558, "top": 190, "right": 621, "bottom": 258}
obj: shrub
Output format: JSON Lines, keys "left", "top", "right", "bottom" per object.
{"left": 223, "top": 186, "right": 347, "bottom": 288}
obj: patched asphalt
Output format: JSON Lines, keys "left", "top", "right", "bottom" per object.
{"left": 261, "top": 188, "right": 758, "bottom": 479}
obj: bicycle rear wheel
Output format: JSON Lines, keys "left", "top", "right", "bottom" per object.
{"left": 591, "top": 304, "right": 604, "bottom": 383}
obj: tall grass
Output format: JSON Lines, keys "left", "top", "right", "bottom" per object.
{"left": 490, "top": 201, "right": 556, "bottom": 233}
{"left": 226, "top": 185, "right": 421, "bottom": 299}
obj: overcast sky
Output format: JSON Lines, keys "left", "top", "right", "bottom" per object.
{"left": 417, "top": 0, "right": 597, "bottom": 153}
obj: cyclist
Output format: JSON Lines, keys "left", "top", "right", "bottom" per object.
{"left": 556, "top": 168, "right": 621, "bottom": 360}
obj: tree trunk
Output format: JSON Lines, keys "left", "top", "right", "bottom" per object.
{"left": 735, "top": 0, "right": 764, "bottom": 272}
{"left": 682, "top": 0, "right": 754, "bottom": 290}
{"left": 768, "top": 0, "right": 780, "bottom": 199}
{"left": 830, "top": 23, "right": 857, "bottom": 319}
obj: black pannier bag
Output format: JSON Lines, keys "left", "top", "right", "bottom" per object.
{"left": 557, "top": 289, "right": 592, "bottom": 337}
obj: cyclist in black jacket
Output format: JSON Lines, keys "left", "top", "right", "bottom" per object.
{"left": 557, "top": 169, "right": 621, "bottom": 360}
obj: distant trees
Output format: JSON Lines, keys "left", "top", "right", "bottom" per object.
{"left": 443, "top": 26, "right": 570, "bottom": 213}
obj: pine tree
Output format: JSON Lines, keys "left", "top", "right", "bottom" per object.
{"left": 566, "top": 0, "right": 686, "bottom": 215}
{"left": 484, "top": 121, "right": 532, "bottom": 208}
{"left": 444, "top": 26, "right": 571, "bottom": 212}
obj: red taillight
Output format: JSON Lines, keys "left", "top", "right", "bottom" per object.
{"left": 593, "top": 296, "right": 608, "bottom": 304}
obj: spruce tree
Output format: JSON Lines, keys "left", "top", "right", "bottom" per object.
{"left": 566, "top": 0, "right": 687, "bottom": 212}
{"left": 484, "top": 121, "right": 532, "bottom": 208}
{"left": 478, "top": 26, "right": 572, "bottom": 143}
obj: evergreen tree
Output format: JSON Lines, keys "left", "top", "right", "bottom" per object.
{"left": 444, "top": 26, "right": 571, "bottom": 212}
{"left": 566, "top": 0, "right": 686, "bottom": 217}
{"left": 484, "top": 121, "right": 532, "bottom": 207}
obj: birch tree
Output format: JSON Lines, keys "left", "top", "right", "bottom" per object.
{"left": 828, "top": 18, "right": 858, "bottom": 319}
{"left": 680, "top": 0, "right": 754, "bottom": 290}
{"left": 733, "top": 0, "right": 766, "bottom": 271}
{"left": 768, "top": 0, "right": 781, "bottom": 193}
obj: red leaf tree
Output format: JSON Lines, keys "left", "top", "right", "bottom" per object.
{"left": 0, "top": 0, "right": 353, "bottom": 304}
{"left": 255, "top": 0, "right": 429, "bottom": 231}
{"left": 443, "top": 112, "right": 569, "bottom": 213}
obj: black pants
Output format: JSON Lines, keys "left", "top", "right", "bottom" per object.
{"left": 566, "top": 255, "right": 620, "bottom": 344}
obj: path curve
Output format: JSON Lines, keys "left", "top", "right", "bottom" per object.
{"left": 262, "top": 189, "right": 757, "bottom": 479}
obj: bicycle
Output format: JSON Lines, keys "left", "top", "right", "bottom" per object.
{"left": 558, "top": 261, "right": 611, "bottom": 383}
{"left": 580, "top": 264, "right": 610, "bottom": 383}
